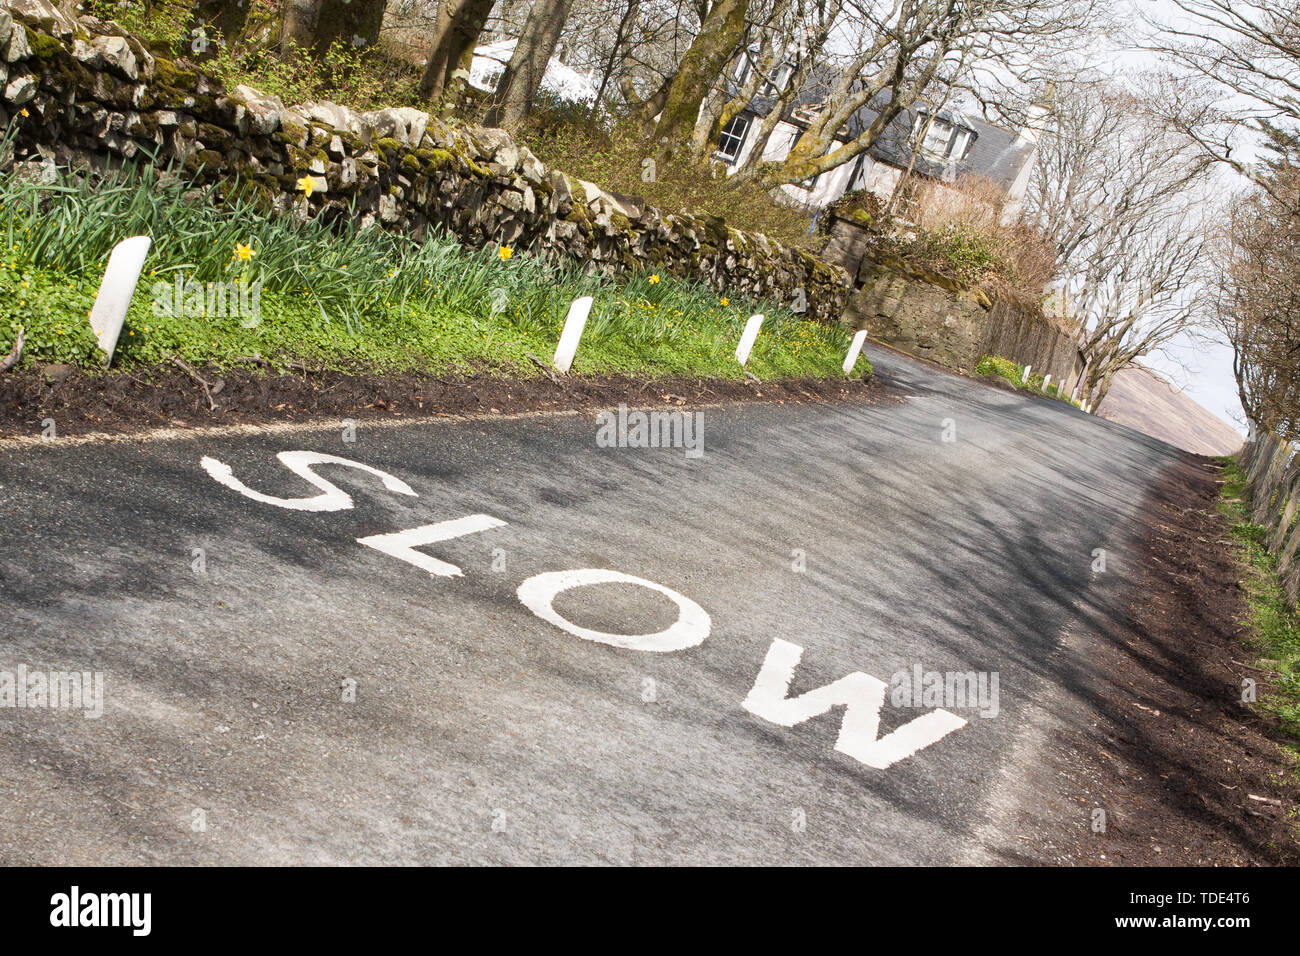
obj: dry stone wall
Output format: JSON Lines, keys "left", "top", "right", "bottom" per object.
{"left": 0, "top": 0, "right": 850, "bottom": 319}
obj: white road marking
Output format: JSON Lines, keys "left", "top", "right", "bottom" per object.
{"left": 516, "top": 568, "right": 711, "bottom": 652}
{"left": 195, "top": 449, "right": 969, "bottom": 774}
{"left": 357, "top": 515, "right": 507, "bottom": 578}
{"left": 743, "top": 639, "right": 967, "bottom": 769}
{"left": 200, "top": 451, "right": 417, "bottom": 511}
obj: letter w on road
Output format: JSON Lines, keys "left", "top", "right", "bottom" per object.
{"left": 743, "top": 639, "right": 967, "bottom": 769}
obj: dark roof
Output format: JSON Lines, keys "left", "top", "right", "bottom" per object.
{"left": 852, "top": 97, "right": 1035, "bottom": 191}
{"left": 736, "top": 61, "right": 839, "bottom": 121}
{"left": 733, "top": 68, "right": 1035, "bottom": 191}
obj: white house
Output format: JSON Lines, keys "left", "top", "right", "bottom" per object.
{"left": 712, "top": 56, "right": 1043, "bottom": 221}
{"left": 468, "top": 38, "right": 599, "bottom": 105}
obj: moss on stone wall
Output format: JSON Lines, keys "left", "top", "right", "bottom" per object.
{"left": 1, "top": 0, "right": 853, "bottom": 320}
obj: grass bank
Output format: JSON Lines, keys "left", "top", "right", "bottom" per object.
{"left": 0, "top": 149, "right": 866, "bottom": 384}
{"left": 1217, "top": 457, "right": 1300, "bottom": 742}
{"left": 975, "top": 355, "right": 1080, "bottom": 407}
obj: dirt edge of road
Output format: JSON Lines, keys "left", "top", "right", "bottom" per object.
{"left": 0, "top": 363, "right": 895, "bottom": 440}
{"left": 986, "top": 452, "right": 1300, "bottom": 865}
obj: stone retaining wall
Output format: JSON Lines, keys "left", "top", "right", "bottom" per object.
{"left": 823, "top": 215, "right": 1085, "bottom": 389}
{"left": 0, "top": 0, "right": 850, "bottom": 319}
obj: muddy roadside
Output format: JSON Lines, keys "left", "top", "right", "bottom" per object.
{"left": 987, "top": 452, "right": 1300, "bottom": 865}
{"left": 0, "top": 362, "right": 893, "bottom": 440}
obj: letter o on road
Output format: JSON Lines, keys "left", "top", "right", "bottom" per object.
{"left": 516, "top": 569, "right": 710, "bottom": 652}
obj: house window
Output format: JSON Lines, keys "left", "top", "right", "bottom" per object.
{"left": 717, "top": 115, "right": 751, "bottom": 161}
{"left": 762, "top": 62, "right": 794, "bottom": 96}
{"left": 733, "top": 50, "right": 754, "bottom": 85}
{"left": 915, "top": 114, "right": 972, "bottom": 161}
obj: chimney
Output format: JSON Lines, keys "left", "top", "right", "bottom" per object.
{"left": 1016, "top": 81, "right": 1055, "bottom": 146}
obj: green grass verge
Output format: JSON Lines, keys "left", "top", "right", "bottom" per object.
{"left": 1217, "top": 456, "right": 1300, "bottom": 744}
{"left": 0, "top": 136, "right": 867, "bottom": 382}
{"left": 0, "top": 254, "right": 863, "bottom": 381}
{"left": 975, "top": 354, "right": 1080, "bottom": 407}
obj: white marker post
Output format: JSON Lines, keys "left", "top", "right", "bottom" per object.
{"left": 1042, "top": 373, "right": 1052, "bottom": 392}
{"left": 89, "top": 235, "right": 151, "bottom": 365}
{"left": 553, "top": 295, "right": 594, "bottom": 374}
{"left": 735, "top": 313, "right": 764, "bottom": 366}
{"left": 843, "top": 329, "right": 868, "bottom": 375}
{"left": 1021, "top": 365, "right": 1032, "bottom": 384}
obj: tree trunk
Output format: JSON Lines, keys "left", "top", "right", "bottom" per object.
{"left": 622, "top": 72, "right": 673, "bottom": 116}
{"left": 440, "top": 34, "right": 484, "bottom": 116}
{"left": 192, "top": 0, "right": 252, "bottom": 49}
{"left": 641, "top": 0, "right": 748, "bottom": 153}
{"left": 419, "top": 0, "right": 495, "bottom": 103}
{"left": 1089, "top": 364, "right": 1119, "bottom": 411}
{"left": 484, "top": 0, "right": 576, "bottom": 128}
{"left": 315, "top": 0, "right": 387, "bottom": 51}
{"left": 280, "top": 0, "right": 322, "bottom": 54}
{"left": 282, "top": 0, "right": 385, "bottom": 56}
{"left": 420, "top": 0, "right": 459, "bottom": 101}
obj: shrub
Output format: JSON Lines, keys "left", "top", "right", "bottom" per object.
{"left": 976, "top": 354, "right": 1080, "bottom": 406}
{"left": 909, "top": 174, "right": 1058, "bottom": 300}
{"left": 823, "top": 188, "right": 892, "bottom": 236}
{"left": 910, "top": 222, "right": 1006, "bottom": 287}
{"left": 207, "top": 39, "right": 425, "bottom": 114}
{"left": 520, "top": 117, "right": 817, "bottom": 248}
{"left": 81, "top": 0, "right": 190, "bottom": 52}
{"left": 975, "top": 354, "right": 1022, "bottom": 386}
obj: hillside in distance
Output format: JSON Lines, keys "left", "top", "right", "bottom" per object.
{"left": 1099, "top": 364, "right": 1243, "bottom": 457}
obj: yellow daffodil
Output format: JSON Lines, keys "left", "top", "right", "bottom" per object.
{"left": 498, "top": 246, "right": 513, "bottom": 261}
{"left": 649, "top": 274, "right": 660, "bottom": 284}
{"left": 235, "top": 243, "right": 256, "bottom": 261}
{"left": 297, "top": 176, "right": 316, "bottom": 198}
{"left": 720, "top": 297, "right": 729, "bottom": 306}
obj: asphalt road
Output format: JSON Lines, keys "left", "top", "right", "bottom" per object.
{"left": 0, "top": 348, "right": 1185, "bottom": 864}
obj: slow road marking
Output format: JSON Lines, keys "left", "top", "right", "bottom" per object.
{"left": 200, "top": 448, "right": 969, "bottom": 770}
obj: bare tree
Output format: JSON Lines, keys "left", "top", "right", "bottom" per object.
{"left": 591, "top": 0, "right": 644, "bottom": 105}
{"left": 386, "top": 0, "right": 715, "bottom": 118}
{"left": 637, "top": 0, "right": 751, "bottom": 150}
{"left": 1214, "top": 155, "right": 1300, "bottom": 440}
{"left": 687, "top": 0, "right": 829, "bottom": 165}
{"left": 716, "top": 0, "right": 1100, "bottom": 190}
{"left": 1145, "top": 0, "right": 1300, "bottom": 202}
{"left": 1025, "top": 78, "right": 1217, "bottom": 409}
